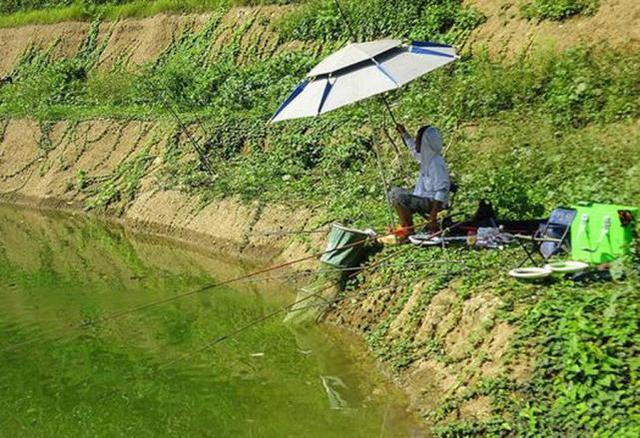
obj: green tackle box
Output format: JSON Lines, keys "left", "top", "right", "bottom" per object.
{"left": 570, "top": 202, "right": 638, "bottom": 264}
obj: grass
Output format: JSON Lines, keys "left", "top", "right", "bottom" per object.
{"left": 521, "top": 0, "right": 600, "bottom": 21}
{"left": 0, "top": 0, "right": 290, "bottom": 28}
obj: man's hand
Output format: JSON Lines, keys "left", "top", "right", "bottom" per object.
{"left": 395, "top": 124, "right": 407, "bottom": 135}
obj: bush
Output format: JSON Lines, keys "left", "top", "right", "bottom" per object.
{"left": 521, "top": 0, "right": 599, "bottom": 21}
{"left": 276, "top": 0, "right": 485, "bottom": 43}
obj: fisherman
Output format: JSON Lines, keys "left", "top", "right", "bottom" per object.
{"left": 388, "top": 124, "right": 451, "bottom": 237}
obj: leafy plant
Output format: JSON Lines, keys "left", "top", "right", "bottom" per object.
{"left": 521, "top": 0, "right": 599, "bottom": 21}
{"left": 276, "top": 0, "right": 485, "bottom": 43}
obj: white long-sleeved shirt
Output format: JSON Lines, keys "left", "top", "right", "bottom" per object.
{"left": 401, "top": 127, "right": 450, "bottom": 204}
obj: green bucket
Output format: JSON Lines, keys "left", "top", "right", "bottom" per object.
{"left": 319, "top": 224, "right": 378, "bottom": 269}
{"left": 571, "top": 202, "right": 638, "bottom": 264}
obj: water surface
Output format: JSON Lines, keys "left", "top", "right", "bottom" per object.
{"left": 0, "top": 205, "right": 421, "bottom": 437}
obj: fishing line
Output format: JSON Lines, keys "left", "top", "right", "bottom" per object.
{"left": 157, "top": 237, "right": 421, "bottom": 370}
{"left": 1, "top": 218, "right": 462, "bottom": 354}
{"left": 142, "top": 77, "right": 214, "bottom": 175}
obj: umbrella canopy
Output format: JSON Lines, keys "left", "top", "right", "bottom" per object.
{"left": 271, "top": 40, "right": 458, "bottom": 123}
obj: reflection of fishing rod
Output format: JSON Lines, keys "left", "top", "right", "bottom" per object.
{"left": 158, "top": 239, "right": 419, "bottom": 370}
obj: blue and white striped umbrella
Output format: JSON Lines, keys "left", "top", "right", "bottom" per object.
{"left": 271, "top": 39, "right": 458, "bottom": 123}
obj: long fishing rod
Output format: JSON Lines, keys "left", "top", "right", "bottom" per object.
{"left": 160, "top": 216, "right": 469, "bottom": 368}
{"left": 0, "top": 225, "right": 384, "bottom": 353}
{"left": 142, "top": 76, "right": 214, "bottom": 175}
{"left": 2, "top": 216, "right": 463, "bottom": 355}
{"left": 158, "top": 280, "right": 403, "bottom": 371}
{"left": 158, "top": 236, "right": 422, "bottom": 370}
{"left": 247, "top": 228, "right": 330, "bottom": 237}
{"left": 234, "top": 258, "right": 467, "bottom": 285}
{"left": 160, "top": 220, "right": 468, "bottom": 369}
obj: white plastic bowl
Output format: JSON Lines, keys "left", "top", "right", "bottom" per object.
{"left": 544, "top": 261, "right": 589, "bottom": 275}
{"left": 508, "top": 267, "right": 553, "bottom": 282}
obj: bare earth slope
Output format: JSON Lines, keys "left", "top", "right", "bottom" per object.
{"left": 0, "top": 119, "right": 320, "bottom": 264}
{"left": 464, "top": 0, "right": 640, "bottom": 57}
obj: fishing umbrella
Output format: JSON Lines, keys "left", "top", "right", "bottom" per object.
{"left": 270, "top": 39, "right": 459, "bottom": 123}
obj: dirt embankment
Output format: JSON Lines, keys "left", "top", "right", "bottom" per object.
{"left": 0, "top": 0, "right": 637, "bottom": 76}
{"left": 0, "top": 6, "right": 289, "bottom": 76}
{"left": 328, "top": 282, "right": 534, "bottom": 422}
{"left": 0, "top": 118, "right": 322, "bottom": 265}
{"left": 464, "top": 0, "right": 640, "bottom": 58}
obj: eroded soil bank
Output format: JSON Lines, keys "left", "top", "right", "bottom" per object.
{"left": 0, "top": 118, "right": 323, "bottom": 265}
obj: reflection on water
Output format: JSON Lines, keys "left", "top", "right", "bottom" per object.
{"left": 0, "top": 205, "right": 423, "bottom": 437}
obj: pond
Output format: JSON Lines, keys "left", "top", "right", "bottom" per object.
{"left": 0, "top": 205, "right": 423, "bottom": 437}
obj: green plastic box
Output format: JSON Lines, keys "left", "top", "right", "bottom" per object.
{"left": 571, "top": 202, "right": 638, "bottom": 264}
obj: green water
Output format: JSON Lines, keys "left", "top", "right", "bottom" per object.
{"left": 0, "top": 205, "right": 422, "bottom": 437}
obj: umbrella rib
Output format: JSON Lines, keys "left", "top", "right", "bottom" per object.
{"left": 317, "top": 77, "right": 334, "bottom": 115}
{"left": 271, "top": 80, "right": 309, "bottom": 122}
{"left": 352, "top": 45, "right": 399, "bottom": 88}
{"left": 409, "top": 45, "right": 457, "bottom": 59}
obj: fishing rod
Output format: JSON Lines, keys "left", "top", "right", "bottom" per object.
{"left": 158, "top": 281, "right": 403, "bottom": 371}
{"left": 159, "top": 220, "right": 468, "bottom": 369}
{"left": 159, "top": 217, "right": 470, "bottom": 369}
{"left": 246, "top": 228, "right": 330, "bottom": 237}
{"left": 1, "top": 216, "right": 464, "bottom": 354}
{"left": 157, "top": 236, "right": 422, "bottom": 370}
{"left": 141, "top": 76, "right": 214, "bottom": 175}
{"left": 0, "top": 225, "right": 384, "bottom": 353}
{"left": 235, "top": 258, "right": 468, "bottom": 284}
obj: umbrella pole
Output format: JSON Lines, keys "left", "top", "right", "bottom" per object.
{"left": 333, "top": 0, "right": 357, "bottom": 41}
{"left": 381, "top": 97, "right": 398, "bottom": 126}
{"left": 370, "top": 140, "right": 397, "bottom": 230}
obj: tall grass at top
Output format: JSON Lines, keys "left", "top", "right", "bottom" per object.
{"left": 0, "top": 0, "right": 294, "bottom": 28}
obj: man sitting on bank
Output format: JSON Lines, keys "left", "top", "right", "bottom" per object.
{"left": 388, "top": 124, "right": 451, "bottom": 237}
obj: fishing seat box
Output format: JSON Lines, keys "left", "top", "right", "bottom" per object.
{"left": 570, "top": 202, "right": 638, "bottom": 264}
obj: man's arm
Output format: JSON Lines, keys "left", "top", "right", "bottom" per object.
{"left": 396, "top": 124, "right": 420, "bottom": 162}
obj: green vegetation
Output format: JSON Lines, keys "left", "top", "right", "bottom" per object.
{"left": 276, "top": 0, "right": 484, "bottom": 43}
{"left": 0, "top": 0, "right": 638, "bottom": 435}
{"left": 521, "top": 0, "right": 599, "bottom": 21}
{"left": 343, "top": 244, "right": 640, "bottom": 436}
{"left": 0, "top": 0, "right": 292, "bottom": 28}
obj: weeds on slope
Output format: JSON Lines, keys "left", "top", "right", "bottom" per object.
{"left": 343, "top": 243, "right": 640, "bottom": 436}
{"left": 0, "top": 0, "right": 295, "bottom": 28}
{"left": 521, "top": 0, "right": 600, "bottom": 21}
